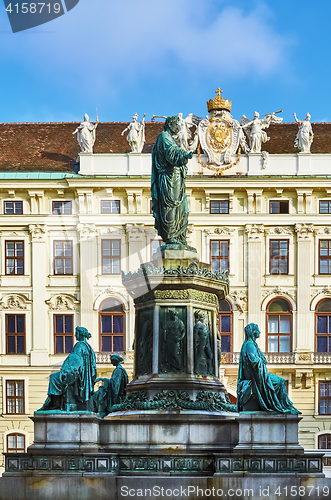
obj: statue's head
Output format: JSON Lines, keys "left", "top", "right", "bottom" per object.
{"left": 132, "top": 113, "right": 138, "bottom": 121}
{"left": 84, "top": 113, "right": 89, "bottom": 122}
{"left": 194, "top": 309, "right": 207, "bottom": 323}
{"left": 306, "top": 113, "right": 311, "bottom": 121}
{"left": 254, "top": 111, "right": 259, "bottom": 119}
{"left": 164, "top": 116, "right": 180, "bottom": 135}
{"left": 244, "top": 323, "right": 260, "bottom": 341}
{"left": 168, "top": 308, "right": 178, "bottom": 318}
{"left": 75, "top": 326, "right": 91, "bottom": 341}
{"left": 111, "top": 354, "right": 124, "bottom": 366}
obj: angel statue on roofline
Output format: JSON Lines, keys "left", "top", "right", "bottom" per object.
{"left": 241, "top": 111, "right": 283, "bottom": 153}
{"left": 173, "top": 112, "right": 201, "bottom": 152}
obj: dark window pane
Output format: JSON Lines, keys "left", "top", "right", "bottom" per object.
{"left": 7, "top": 316, "right": 16, "bottom": 333}
{"left": 279, "top": 201, "right": 289, "bottom": 213}
{"left": 64, "top": 316, "right": 73, "bottom": 333}
{"left": 219, "top": 300, "right": 231, "bottom": 312}
{"left": 16, "top": 316, "right": 24, "bottom": 333}
{"left": 113, "top": 336, "right": 124, "bottom": 351}
{"left": 317, "top": 316, "right": 328, "bottom": 333}
{"left": 101, "top": 316, "right": 112, "bottom": 333}
{"left": 7, "top": 336, "right": 16, "bottom": 353}
{"left": 55, "top": 336, "right": 63, "bottom": 353}
{"left": 317, "top": 337, "right": 328, "bottom": 352}
{"left": 220, "top": 316, "right": 231, "bottom": 333}
{"left": 64, "top": 336, "right": 73, "bottom": 353}
{"left": 113, "top": 316, "right": 124, "bottom": 333}
{"left": 16, "top": 336, "right": 25, "bottom": 354}
{"left": 221, "top": 336, "right": 230, "bottom": 352}
{"left": 270, "top": 201, "right": 279, "bottom": 213}
{"left": 55, "top": 315, "right": 63, "bottom": 333}
{"left": 101, "top": 336, "right": 112, "bottom": 352}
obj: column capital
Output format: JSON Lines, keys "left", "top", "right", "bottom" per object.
{"left": 294, "top": 223, "right": 314, "bottom": 241}
{"left": 29, "top": 224, "right": 47, "bottom": 242}
{"left": 245, "top": 224, "right": 264, "bottom": 241}
{"left": 77, "top": 223, "right": 98, "bottom": 241}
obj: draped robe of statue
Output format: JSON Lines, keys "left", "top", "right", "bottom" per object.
{"left": 237, "top": 323, "right": 300, "bottom": 414}
{"left": 109, "top": 363, "right": 129, "bottom": 406}
{"left": 151, "top": 128, "right": 189, "bottom": 245}
{"left": 46, "top": 337, "right": 97, "bottom": 406}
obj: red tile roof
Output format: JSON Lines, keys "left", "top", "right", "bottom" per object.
{"left": 0, "top": 121, "right": 330, "bottom": 172}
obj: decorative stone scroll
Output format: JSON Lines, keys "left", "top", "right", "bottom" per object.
{"left": 123, "top": 261, "right": 229, "bottom": 285}
{"left": 295, "top": 223, "right": 314, "bottom": 240}
{"left": 245, "top": 224, "right": 265, "bottom": 241}
{"left": 29, "top": 224, "right": 47, "bottom": 241}
{"left": 265, "top": 226, "right": 292, "bottom": 235}
{"left": 0, "top": 293, "right": 31, "bottom": 310}
{"left": 111, "top": 389, "right": 236, "bottom": 413}
{"left": 46, "top": 294, "right": 80, "bottom": 311}
{"left": 204, "top": 227, "right": 235, "bottom": 236}
{"left": 228, "top": 290, "right": 247, "bottom": 313}
{"left": 77, "top": 223, "right": 98, "bottom": 241}
{"left": 314, "top": 226, "right": 331, "bottom": 236}
{"left": 263, "top": 286, "right": 295, "bottom": 301}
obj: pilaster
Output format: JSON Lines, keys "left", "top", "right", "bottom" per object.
{"left": 77, "top": 223, "right": 97, "bottom": 334}
{"left": 245, "top": 225, "right": 264, "bottom": 326}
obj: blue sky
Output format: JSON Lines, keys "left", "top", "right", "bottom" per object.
{"left": 0, "top": 0, "right": 330, "bottom": 124}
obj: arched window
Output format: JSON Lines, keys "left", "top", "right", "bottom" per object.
{"left": 219, "top": 299, "right": 232, "bottom": 352}
{"left": 99, "top": 298, "right": 125, "bottom": 352}
{"left": 266, "top": 298, "right": 292, "bottom": 353}
{"left": 316, "top": 299, "right": 331, "bottom": 352}
{"left": 318, "top": 433, "right": 331, "bottom": 449}
{"left": 7, "top": 433, "right": 25, "bottom": 453}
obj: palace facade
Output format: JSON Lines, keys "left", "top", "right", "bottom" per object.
{"left": 0, "top": 118, "right": 331, "bottom": 473}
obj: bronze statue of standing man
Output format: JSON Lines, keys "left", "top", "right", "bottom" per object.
{"left": 151, "top": 116, "right": 193, "bottom": 247}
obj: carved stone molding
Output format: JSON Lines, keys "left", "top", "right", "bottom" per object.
{"left": 98, "top": 226, "right": 125, "bottom": 236}
{"left": 245, "top": 224, "right": 264, "bottom": 241}
{"left": 29, "top": 224, "right": 47, "bottom": 241}
{"left": 93, "top": 287, "right": 129, "bottom": 311}
{"left": 294, "top": 223, "right": 314, "bottom": 240}
{"left": 46, "top": 294, "right": 80, "bottom": 311}
{"left": 227, "top": 290, "right": 248, "bottom": 313}
{"left": 311, "top": 286, "right": 331, "bottom": 302}
{"left": 77, "top": 223, "right": 98, "bottom": 241}
{"left": 204, "top": 226, "right": 235, "bottom": 236}
{"left": 126, "top": 224, "right": 146, "bottom": 242}
{"left": 265, "top": 226, "right": 292, "bottom": 236}
{"left": 314, "top": 226, "right": 331, "bottom": 236}
{"left": 0, "top": 293, "right": 31, "bottom": 310}
{"left": 134, "top": 288, "right": 219, "bottom": 306}
{"left": 263, "top": 286, "right": 295, "bottom": 301}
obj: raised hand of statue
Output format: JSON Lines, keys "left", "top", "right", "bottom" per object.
{"left": 186, "top": 151, "right": 194, "bottom": 159}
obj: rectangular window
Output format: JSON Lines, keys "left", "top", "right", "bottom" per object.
{"left": 54, "top": 241, "right": 73, "bottom": 275}
{"left": 210, "top": 200, "right": 229, "bottom": 214}
{"left": 101, "top": 200, "right": 120, "bottom": 214}
{"left": 210, "top": 240, "right": 229, "bottom": 273}
{"left": 269, "top": 240, "right": 289, "bottom": 274}
{"left": 319, "top": 240, "right": 331, "bottom": 274}
{"left": 52, "top": 201, "right": 72, "bottom": 215}
{"left": 7, "top": 433, "right": 25, "bottom": 453}
{"left": 269, "top": 200, "right": 289, "bottom": 214}
{"left": 6, "top": 381, "right": 25, "bottom": 414}
{"left": 102, "top": 240, "right": 121, "bottom": 274}
{"left": 319, "top": 201, "right": 331, "bottom": 214}
{"left": 100, "top": 314, "right": 125, "bottom": 352}
{"left": 6, "top": 315, "right": 25, "bottom": 354}
{"left": 4, "top": 201, "right": 23, "bottom": 214}
{"left": 219, "top": 315, "right": 232, "bottom": 352}
{"left": 54, "top": 315, "right": 74, "bottom": 354}
{"left": 5, "top": 241, "right": 24, "bottom": 275}
{"left": 319, "top": 381, "right": 331, "bottom": 415}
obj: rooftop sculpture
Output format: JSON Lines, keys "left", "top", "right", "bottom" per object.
{"left": 73, "top": 113, "right": 99, "bottom": 153}
{"left": 121, "top": 113, "right": 146, "bottom": 153}
{"left": 293, "top": 112, "right": 314, "bottom": 153}
{"left": 241, "top": 111, "right": 283, "bottom": 153}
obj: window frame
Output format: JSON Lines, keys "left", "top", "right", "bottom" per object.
{"left": 53, "top": 314, "right": 74, "bottom": 354}
{"left": 6, "top": 380, "right": 25, "bottom": 414}
{"left": 100, "top": 200, "right": 121, "bottom": 214}
{"left": 319, "top": 240, "right": 331, "bottom": 275}
{"left": 99, "top": 299, "right": 126, "bottom": 353}
{"left": 318, "top": 433, "right": 331, "bottom": 449}
{"left": 101, "top": 239, "right": 121, "bottom": 275}
{"left": 3, "top": 200, "right": 23, "bottom": 215}
{"left": 53, "top": 240, "right": 73, "bottom": 276}
{"left": 319, "top": 381, "right": 331, "bottom": 415}
{"left": 6, "top": 433, "right": 26, "bottom": 453}
{"left": 210, "top": 239, "right": 229, "bottom": 273}
{"left": 315, "top": 299, "right": 331, "bottom": 353}
{"left": 52, "top": 200, "right": 72, "bottom": 215}
{"left": 219, "top": 300, "right": 233, "bottom": 352}
{"left": 5, "top": 240, "right": 24, "bottom": 275}
{"left": 269, "top": 239, "right": 289, "bottom": 275}
{"left": 319, "top": 200, "right": 331, "bottom": 214}
{"left": 5, "top": 314, "right": 26, "bottom": 354}
{"left": 210, "top": 200, "right": 229, "bottom": 214}
{"left": 266, "top": 298, "right": 292, "bottom": 353}
{"left": 269, "top": 200, "right": 289, "bottom": 214}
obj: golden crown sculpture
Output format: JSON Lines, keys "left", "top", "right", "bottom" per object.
{"left": 207, "top": 88, "right": 232, "bottom": 113}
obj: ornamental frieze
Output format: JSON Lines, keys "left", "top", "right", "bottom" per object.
{"left": 134, "top": 288, "right": 219, "bottom": 306}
